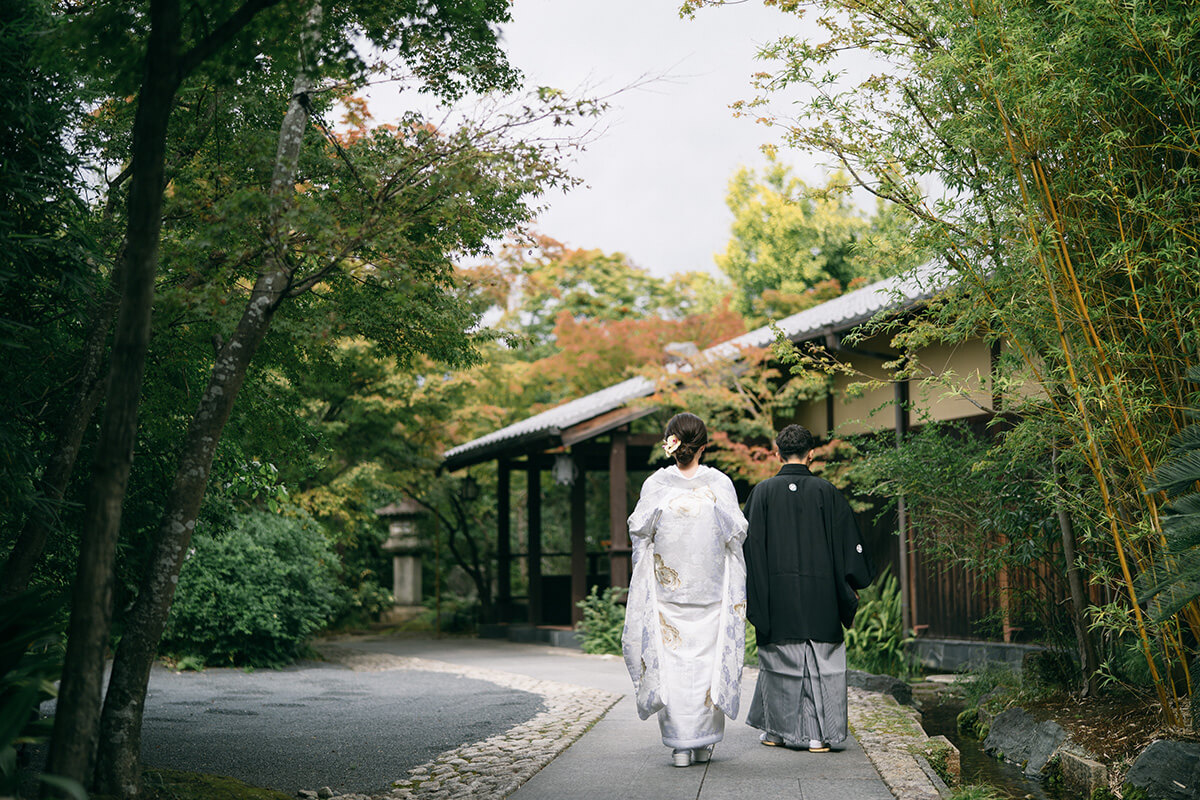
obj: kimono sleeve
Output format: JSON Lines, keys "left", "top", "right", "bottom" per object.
{"left": 827, "top": 486, "right": 876, "bottom": 630}
{"left": 627, "top": 473, "right": 664, "bottom": 542}
{"left": 712, "top": 472, "right": 748, "bottom": 548}
{"left": 741, "top": 483, "right": 771, "bottom": 644}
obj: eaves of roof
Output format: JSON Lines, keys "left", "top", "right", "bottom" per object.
{"left": 441, "top": 263, "right": 950, "bottom": 471}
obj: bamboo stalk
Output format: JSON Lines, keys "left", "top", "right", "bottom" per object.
{"left": 966, "top": 0, "right": 1179, "bottom": 721}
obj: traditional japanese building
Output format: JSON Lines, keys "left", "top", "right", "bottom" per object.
{"left": 441, "top": 263, "right": 1045, "bottom": 666}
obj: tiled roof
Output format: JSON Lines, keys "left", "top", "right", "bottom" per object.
{"left": 442, "top": 263, "right": 949, "bottom": 467}
{"left": 442, "top": 374, "right": 658, "bottom": 467}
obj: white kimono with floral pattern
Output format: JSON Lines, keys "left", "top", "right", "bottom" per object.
{"left": 621, "top": 464, "right": 748, "bottom": 749}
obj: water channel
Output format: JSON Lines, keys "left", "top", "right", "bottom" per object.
{"left": 918, "top": 693, "right": 1069, "bottom": 800}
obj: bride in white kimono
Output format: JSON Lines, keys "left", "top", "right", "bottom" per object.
{"left": 621, "top": 412, "right": 748, "bottom": 768}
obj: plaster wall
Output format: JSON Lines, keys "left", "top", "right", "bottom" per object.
{"left": 909, "top": 339, "right": 994, "bottom": 423}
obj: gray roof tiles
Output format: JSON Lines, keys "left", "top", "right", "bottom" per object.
{"left": 442, "top": 263, "right": 949, "bottom": 466}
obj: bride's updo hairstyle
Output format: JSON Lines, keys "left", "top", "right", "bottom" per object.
{"left": 664, "top": 412, "right": 708, "bottom": 467}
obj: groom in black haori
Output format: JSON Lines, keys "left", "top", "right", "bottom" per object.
{"left": 743, "top": 424, "right": 876, "bottom": 751}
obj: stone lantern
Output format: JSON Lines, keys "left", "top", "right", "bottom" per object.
{"left": 375, "top": 499, "right": 426, "bottom": 624}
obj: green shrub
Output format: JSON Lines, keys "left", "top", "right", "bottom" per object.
{"left": 400, "top": 593, "right": 478, "bottom": 634}
{"left": 955, "top": 661, "right": 1020, "bottom": 706}
{"left": 845, "top": 568, "right": 912, "bottom": 677}
{"left": 162, "top": 510, "right": 343, "bottom": 667}
{"left": 575, "top": 586, "right": 626, "bottom": 655}
{"left": 331, "top": 570, "right": 393, "bottom": 630}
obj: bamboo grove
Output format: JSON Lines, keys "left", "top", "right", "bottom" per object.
{"left": 684, "top": 0, "right": 1200, "bottom": 723}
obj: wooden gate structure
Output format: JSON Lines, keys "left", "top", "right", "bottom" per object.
{"left": 441, "top": 379, "right": 661, "bottom": 626}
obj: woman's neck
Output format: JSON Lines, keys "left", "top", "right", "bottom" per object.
{"left": 675, "top": 460, "right": 702, "bottom": 479}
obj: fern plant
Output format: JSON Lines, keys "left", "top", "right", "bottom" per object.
{"left": 1144, "top": 365, "right": 1200, "bottom": 620}
{"left": 845, "top": 568, "right": 913, "bottom": 678}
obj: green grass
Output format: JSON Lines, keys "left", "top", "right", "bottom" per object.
{"left": 946, "top": 785, "right": 1007, "bottom": 800}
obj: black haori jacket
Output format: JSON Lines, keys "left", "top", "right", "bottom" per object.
{"left": 743, "top": 464, "right": 876, "bottom": 646}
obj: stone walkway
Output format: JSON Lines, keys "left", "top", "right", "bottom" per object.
{"left": 848, "top": 686, "right": 955, "bottom": 800}
{"left": 307, "top": 636, "right": 948, "bottom": 800}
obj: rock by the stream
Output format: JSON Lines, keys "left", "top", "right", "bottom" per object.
{"left": 847, "top": 670, "right": 913, "bottom": 705}
{"left": 1123, "top": 740, "right": 1200, "bottom": 800}
{"left": 982, "top": 707, "right": 1067, "bottom": 776}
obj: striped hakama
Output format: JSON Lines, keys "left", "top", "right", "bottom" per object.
{"left": 747, "top": 640, "right": 848, "bottom": 745}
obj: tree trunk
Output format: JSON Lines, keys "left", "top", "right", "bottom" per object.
{"left": 42, "top": 1, "right": 183, "bottom": 789}
{"left": 1, "top": 263, "right": 119, "bottom": 598}
{"left": 1054, "top": 446, "right": 1101, "bottom": 696}
{"left": 95, "top": 13, "right": 319, "bottom": 793}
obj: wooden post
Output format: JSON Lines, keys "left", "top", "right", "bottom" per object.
{"left": 895, "top": 378, "right": 913, "bottom": 636}
{"left": 497, "top": 462, "right": 511, "bottom": 624}
{"left": 997, "top": 532, "right": 1014, "bottom": 643}
{"left": 609, "top": 428, "right": 630, "bottom": 590}
{"left": 571, "top": 466, "right": 587, "bottom": 626}
{"left": 527, "top": 464, "right": 542, "bottom": 625}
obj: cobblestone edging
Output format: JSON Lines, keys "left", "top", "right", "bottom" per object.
{"left": 304, "top": 646, "right": 621, "bottom": 800}
{"left": 848, "top": 686, "right": 952, "bottom": 800}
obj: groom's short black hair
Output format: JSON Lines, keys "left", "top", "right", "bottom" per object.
{"left": 776, "top": 424, "right": 814, "bottom": 459}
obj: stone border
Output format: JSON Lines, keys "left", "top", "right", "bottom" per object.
{"left": 306, "top": 645, "right": 621, "bottom": 800}
{"left": 848, "top": 686, "right": 954, "bottom": 800}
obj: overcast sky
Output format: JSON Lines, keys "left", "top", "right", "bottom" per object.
{"left": 467, "top": 1, "right": 842, "bottom": 279}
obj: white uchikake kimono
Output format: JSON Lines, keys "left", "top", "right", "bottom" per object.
{"left": 621, "top": 464, "right": 749, "bottom": 749}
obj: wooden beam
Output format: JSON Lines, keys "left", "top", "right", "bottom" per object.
{"left": 570, "top": 467, "right": 587, "bottom": 626}
{"left": 561, "top": 405, "right": 657, "bottom": 447}
{"left": 527, "top": 465, "right": 542, "bottom": 625}
{"left": 627, "top": 433, "right": 663, "bottom": 447}
{"left": 609, "top": 428, "right": 630, "bottom": 590}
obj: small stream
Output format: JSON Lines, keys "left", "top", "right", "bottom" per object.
{"left": 919, "top": 696, "right": 1067, "bottom": 800}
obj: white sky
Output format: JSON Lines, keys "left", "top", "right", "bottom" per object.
{"left": 495, "top": 0, "right": 827, "bottom": 279}
{"left": 362, "top": 3, "right": 890, "bottom": 280}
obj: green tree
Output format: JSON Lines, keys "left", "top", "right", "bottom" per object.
{"left": 490, "top": 234, "right": 680, "bottom": 355}
{"left": 11, "top": 0, "right": 599, "bottom": 794}
{"left": 0, "top": 0, "right": 103, "bottom": 601}
{"left": 715, "top": 154, "right": 908, "bottom": 321}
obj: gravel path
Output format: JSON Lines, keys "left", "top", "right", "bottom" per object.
{"left": 139, "top": 659, "right": 546, "bottom": 796}
{"left": 313, "top": 646, "right": 621, "bottom": 800}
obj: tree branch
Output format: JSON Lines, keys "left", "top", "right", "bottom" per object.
{"left": 178, "top": 0, "right": 285, "bottom": 79}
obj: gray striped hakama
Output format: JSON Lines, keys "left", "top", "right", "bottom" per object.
{"left": 747, "top": 640, "right": 848, "bottom": 746}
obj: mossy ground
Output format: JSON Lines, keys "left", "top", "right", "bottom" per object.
{"left": 90, "top": 769, "right": 292, "bottom": 800}
{"left": 852, "top": 702, "right": 926, "bottom": 739}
